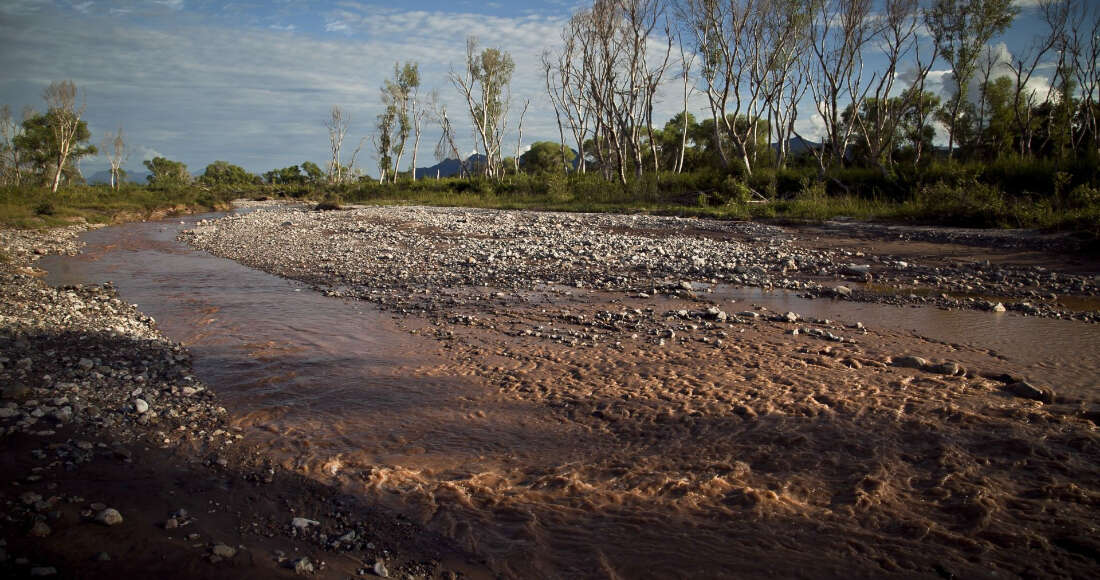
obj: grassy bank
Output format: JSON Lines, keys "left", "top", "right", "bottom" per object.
{"left": 0, "top": 184, "right": 237, "bottom": 228}
{"left": 3, "top": 162, "right": 1098, "bottom": 245}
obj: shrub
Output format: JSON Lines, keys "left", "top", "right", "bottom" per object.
{"left": 34, "top": 200, "right": 56, "bottom": 216}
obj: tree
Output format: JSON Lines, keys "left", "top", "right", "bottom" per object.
{"left": 925, "top": 0, "right": 1017, "bottom": 159}
{"left": 42, "top": 81, "right": 88, "bottom": 193}
{"left": 849, "top": 0, "right": 934, "bottom": 175}
{"left": 264, "top": 165, "right": 305, "bottom": 185}
{"left": 374, "top": 102, "right": 395, "bottom": 183}
{"left": 0, "top": 105, "right": 22, "bottom": 186}
{"left": 801, "top": 0, "right": 878, "bottom": 176}
{"left": 450, "top": 37, "right": 515, "bottom": 179}
{"left": 301, "top": 161, "right": 324, "bottom": 183}
{"left": 13, "top": 111, "right": 95, "bottom": 188}
{"left": 325, "top": 105, "right": 350, "bottom": 183}
{"left": 199, "top": 161, "right": 257, "bottom": 186}
{"left": 520, "top": 141, "right": 576, "bottom": 174}
{"left": 430, "top": 91, "right": 468, "bottom": 177}
{"left": 102, "top": 126, "right": 127, "bottom": 189}
{"left": 144, "top": 157, "right": 190, "bottom": 187}
{"left": 379, "top": 62, "right": 421, "bottom": 183}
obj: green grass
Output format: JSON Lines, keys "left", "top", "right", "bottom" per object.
{"left": 0, "top": 184, "right": 236, "bottom": 228}
{"left": 2, "top": 169, "right": 1098, "bottom": 250}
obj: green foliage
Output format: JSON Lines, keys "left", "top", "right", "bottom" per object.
{"left": 144, "top": 157, "right": 190, "bottom": 187}
{"left": 520, "top": 141, "right": 575, "bottom": 174}
{"left": 264, "top": 165, "right": 305, "bottom": 185}
{"left": 301, "top": 161, "right": 324, "bottom": 183}
{"left": 34, "top": 200, "right": 55, "bottom": 216}
{"left": 199, "top": 160, "right": 257, "bottom": 186}
{"left": 11, "top": 111, "right": 96, "bottom": 187}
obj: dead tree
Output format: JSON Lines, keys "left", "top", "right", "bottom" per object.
{"left": 325, "top": 105, "right": 350, "bottom": 183}
{"left": 103, "top": 126, "right": 127, "bottom": 189}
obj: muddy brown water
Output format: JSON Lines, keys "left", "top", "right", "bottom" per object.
{"left": 40, "top": 213, "right": 1100, "bottom": 578}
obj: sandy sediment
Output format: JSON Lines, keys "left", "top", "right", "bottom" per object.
{"left": 0, "top": 224, "right": 486, "bottom": 579}
{"left": 176, "top": 204, "right": 1100, "bottom": 578}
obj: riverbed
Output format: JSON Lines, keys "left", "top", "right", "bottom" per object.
{"left": 40, "top": 204, "right": 1100, "bottom": 578}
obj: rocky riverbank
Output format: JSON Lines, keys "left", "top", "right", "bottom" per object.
{"left": 0, "top": 225, "right": 484, "bottom": 579}
{"left": 182, "top": 204, "right": 1100, "bottom": 323}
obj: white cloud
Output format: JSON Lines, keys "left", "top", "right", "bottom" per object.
{"left": 269, "top": 23, "right": 296, "bottom": 32}
{"left": 794, "top": 111, "right": 827, "bottom": 142}
{"left": 73, "top": 1, "right": 94, "bottom": 14}
{"left": 324, "top": 20, "right": 350, "bottom": 33}
{"left": 151, "top": 0, "right": 184, "bottom": 10}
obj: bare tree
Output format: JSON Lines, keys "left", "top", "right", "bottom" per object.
{"left": 850, "top": 0, "right": 935, "bottom": 175}
{"left": 450, "top": 37, "right": 515, "bottom": 179}
{"left": 430, "top": 91, "right": 468, "bottom": 178}
{"left": 382, "top": 62, "right": 420, "bottom": 183}
{"left": 551, "top": 0, "right": 670, "bottom": 184}
{"left": 514, "top": 98, "right": 531, "bottom": 174}
{"left": 43, "top": 80, "right": 87, "bottom": 193}
{"left": 410, "top": 96, "right": 427, "bottom": 181}
{"left": 543, "top": 14, "right": 594, "bottom": 175}
{"left": 325, "top": 105, "right": 350, "bottom": 183}
{"left": 1067, "top": 0, "right": 1100, "bottom": 157}
{"left": 0, "top": 105, "right": 22, "bottom": 186}
{"left": 800, "top": 0, "right": 878, "bottom": 175}
{"left": 103, "top": 125, "right": 127, "bottom": 189}
{"left": 674, "top": 32, "right": 695, "bottom": 174}
{"left": 684, "top": 0, "right": 790, "bottom": 176}
{"left": 759, "top": 0, "right": 813, "bottom": 170}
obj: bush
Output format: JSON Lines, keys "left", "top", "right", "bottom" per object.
{"left": 34, "top": 200, "right": 56, "bottom": 216}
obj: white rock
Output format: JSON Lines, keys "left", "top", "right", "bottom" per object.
{"left": 133, "top": 399, "right": 149, "bottom": 414}
{"left": 291, "top": 517, "right": 319, "bottom": 530}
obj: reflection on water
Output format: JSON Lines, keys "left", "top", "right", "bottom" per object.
{"left": 38, "top": 213, "right": 1100, "bottom": 578}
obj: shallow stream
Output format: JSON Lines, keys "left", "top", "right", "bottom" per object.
{"left": 39, "top": 212, "right": 1100, "bottom": 577}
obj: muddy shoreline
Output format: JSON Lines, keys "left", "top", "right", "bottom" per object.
{"left": 175, "top": 203, "right": 1099, "bottom": 578}
{"left": 0, "top": 224, "right": 486, "bottom": 579}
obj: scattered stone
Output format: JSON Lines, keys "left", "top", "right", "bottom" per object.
{"left": 832, "top": 285, "right": 852, "bottom": 297}
{"left": 927, "top": 362, "right": 963, "bottom": 376}
{"left": 1007, "top": 381, "right": 1054, "bottom": 403}
{"left": 133, "top": 399, "right": 149, "bottom": 414}
{"left": 294, "top": 557, "right": 315, "bottom": 575}
{"left": 29, "top": 520, "right": 52, "bottom": 537}
{"left": 291, "top": 517, "right": 319, "bottom": 530}
{"left": 29, "top": 567, "right": 57, "bottom": 577}
{"left": 164, "top": 517, "right": 179, "bottom": 530}
{"left": 77, "top": 358, "right": 94, "bottom": 371}
{"left": 890, "top": 356, "right": 928, "bottom": 370}
{"left": 95, "top": 508, "right": 123, "bottom": 526}
{"left": 992, "top": 302, "right": 1006, "bottom": 313}
{"left": 373, "top": 560, "right": 390, "bottom": 577}
{"left": 211, "top": 543, "right": 237, "bottom": 559}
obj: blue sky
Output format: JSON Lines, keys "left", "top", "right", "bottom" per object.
{"left": 0, "top": 0, "right": 1067, "bottom": 178}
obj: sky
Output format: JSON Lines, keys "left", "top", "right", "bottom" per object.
{"left": 0, "top": 0, "right": 1070, "bottom": 179}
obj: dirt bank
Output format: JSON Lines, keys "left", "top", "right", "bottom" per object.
{"left": 0, "top": 225, "right": 486, "bottom": 579}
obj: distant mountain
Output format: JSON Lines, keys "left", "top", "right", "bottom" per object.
{"left": 414, "top": 153, "right": 488, "bottom": 178}
{"left": 86, "top": 169, "right": 151, "bottom": 185}
{"left": 773, "top": 136, "right": 820, "bottom": 156}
